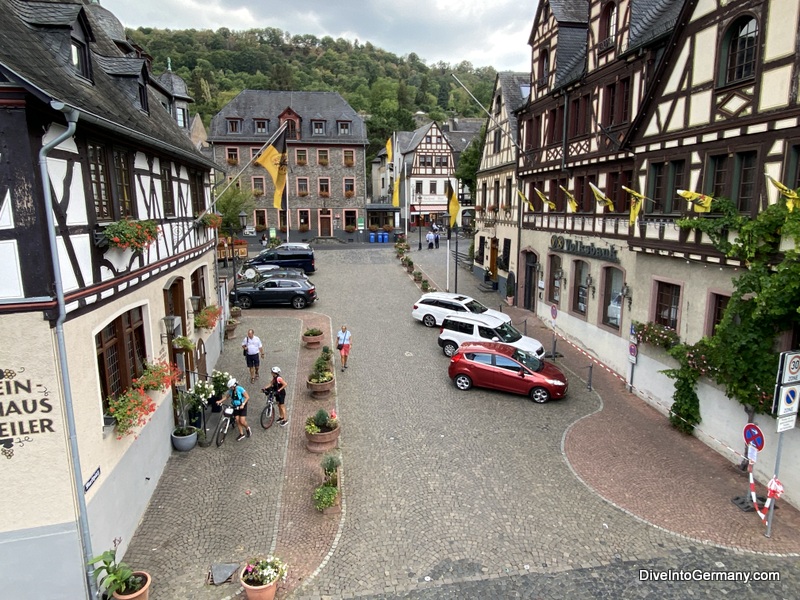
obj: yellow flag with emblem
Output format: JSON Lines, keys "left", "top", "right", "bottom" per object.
{"left": 589, "top": 182, "right": 614, "bottom": 212}
{"left": 622, "top": 185, "right": 647, "bottom": 226}
{"left": 385, "top": 136, "right": 393, "bottom": 163}
{"left": 534, "top": 187, "right": 556, "bottom": 211}
{"left": 255, "top": 130, "right": 287, "bottom": 209}
{"left": 517, "top": 188, "right": 535, "bottom": 212}
{"left": 445, "top": 180, "right": 459, "bottom": 227}
{"left": 559, "top": 185, "right": 578, "bottom": 213}
{"left": 676, "top": 189, "right": 712, "bottom": 213}
{"left": 765, "top": 173, "right": 800, "bottom": 212}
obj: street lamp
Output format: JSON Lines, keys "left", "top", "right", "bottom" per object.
{"left": 231, "top": 211, "right": 248, "bottom": 304}
{"left": 417, "top": 193, "right": 423, "bottom": 251}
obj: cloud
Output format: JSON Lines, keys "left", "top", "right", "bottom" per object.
{"left": 101, "top": 0, "right": 532, "bottom": 71}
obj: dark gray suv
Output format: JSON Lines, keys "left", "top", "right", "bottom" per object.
{"left": 231, "top": 278, "right": 318, "bottom": 309}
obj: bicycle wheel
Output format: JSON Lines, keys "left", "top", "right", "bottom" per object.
{"left": 215, "top": 416, "right": 229, "bottom": 447}
{"left": 261, "top": 401, "right": 275, "bottom": 429}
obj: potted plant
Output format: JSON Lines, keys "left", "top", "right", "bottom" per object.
{"left": 253, "top": 189, "right": 264, "bottom": 197}
{"left": 319, "top": 191, "right": 330, "bottom": 198}
{"left": 368, "top": 224, "right": 379, "bottom": 233}
{"left": 172, "top": 335, "right": 195, "bottom": 352}
{"left": 421, "top": 279, "right": 430, "bottom": 292}
{"left": 412, "top": 270, "right": 422, "bottom": 282}
{"left": 506, "top": 280, "right": 516, "bottom": 306}
{"left": 240, "top": 555, "right": 288, "bottom": 600}
{"left": 306, "top": 347, "right": 335, "bottom": 398}
{"left": 302, "top": 327, "right": 324, "bottom": 348}
{"left": 89, "top": 544, "right": 151, "bottom": 599}
{"left": 298, "top": 224, "right": 310, "bottom": 233}
{"left": 210, "top": 369, "right": 231, "bottom": 411}
{"left": 224, "top": 317, "right": 240, "bottom": 340}
{"left": 405, "top": 258, "right": 414, "bottom": 273}
{"left": 195, "top": 305, "right": 222, "bottom": 330}
{"left": 133, "top": 360, "right": 181, "bottom": 392}
{"left": 344, "top": 190, "right": 355, "bottom": 198}
{"left": 171, "top": 390, "right": 199, "bottom": 451}
{"left": 313, "top": 483, "right": 340, "bottom": 514}
{"left": 304, "top": 408, "right": 340, "bottom": 453}
{"left": 487, "top": 204, "right": 498, "bottom": 213}
{"left": 344, "top": 225, "right": 356, "bottom": 233}
{"left": 318, "top": 157, "right": 329, "bottom": 166}
{"left": 298, "top": 190, "right": 309, "bottom": 197}
{"left": 107, "top": 387, "right": 156, "bottom": 439}
{"left": 103, "top": 219, "right": 159, "bottom": 251}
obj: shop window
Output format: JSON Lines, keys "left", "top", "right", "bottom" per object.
{"left": 548, "top": 255, "right": 562, "bottom": 304}
{"left": 602, "top": 267, "right": 624, "bottom": 329}
{"left": 573, "top": 260, "right": 589, "bottom": 315}
{"left": 96, "top": 307, "right": 147, "bottom": 409}
{"left": 654, "top": 281, "right": 681, "bottom": 330}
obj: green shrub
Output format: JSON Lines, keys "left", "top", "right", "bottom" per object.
{"left": 313, "top": 484, "right": 339, "bottom": 511}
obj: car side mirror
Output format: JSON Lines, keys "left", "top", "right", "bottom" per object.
{"left": 518, "top": 367, "right": 525, "bottom": 377}
{"left": 492, "top": 336, "right": 500, "bottom": 342}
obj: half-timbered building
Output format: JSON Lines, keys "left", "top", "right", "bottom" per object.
{"left": 208, "top": 91, "right": 368, "bottom": 238}
{"left": 0, "top": 1, "right": 218, "bottom": 595}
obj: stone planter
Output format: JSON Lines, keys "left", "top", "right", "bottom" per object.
{"left": 302, "top": 333, "right": 324, "bottom": 349}
{"left": 322, "top": 466, "right": 342, "bottom": 515}
{"left": 224, "top": 324, "right": 238, "bottom": 340}
{"left": 405, "top": 264, "right": 414, "bottom": 273}
{"left": 306, "top": 377, "right": 334, "bottom": 399}
{"left": 306, "top": 425, "right": 341, "bottom": 453}
{"left": 170, "top": 428, "right": 198, "bottom": 451}
{"left": 230, "top": 306, "right": 242, "bottom": 319}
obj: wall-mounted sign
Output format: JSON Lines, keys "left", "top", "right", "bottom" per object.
{"left": 549, "top": 235, "right": 619, "bottom": 263}
{"left": 0, "top": 371, "right": 57, "bottom": 459}
{"left": 84, "top": 467, "right": 101, "bottom": 493}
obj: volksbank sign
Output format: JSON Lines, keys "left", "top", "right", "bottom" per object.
{"left": 549, "top": 235, "right": 619, "bottom": 263}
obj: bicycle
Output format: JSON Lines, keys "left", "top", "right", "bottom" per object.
{"left": 214, "top": 401, "right": 236, "bottom": 447}
{"left": 260, "top": 388, "right": 277, "bottom": 429}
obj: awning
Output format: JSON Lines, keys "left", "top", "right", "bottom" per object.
{"left": 410, "top": 204, "right": 447, "bottom": 213}
{"left": 364, "top": 204, "right": 399, "bottom": 212}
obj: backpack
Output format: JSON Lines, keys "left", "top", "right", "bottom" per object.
{"left": 231, "top": 386, "right": 243, "bottom": 406}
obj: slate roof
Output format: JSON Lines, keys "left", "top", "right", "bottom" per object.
{"left": 208, "top": 90, "right": 368, "bottom": 145}
{"left": 551, "top": 0, "right": 589, "bottom": 24}
{"left": 496, "top": 72, "right": 530, "bottom": 143}
{"left": 158, "top": 70, "right": 192, "bottom": 101}
{"left": 628, "top": 0, "right": 684, "bottom": 51}
{"left": 0, "top": 0, "right": 211, "bottom": 168}
{"left": 554, "top": 25, "right": 588, "bottom": 88}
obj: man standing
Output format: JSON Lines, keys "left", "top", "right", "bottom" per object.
{"left": 425, "top": 230, "right": 434, "bottom": 250}
{"left": 242, "top": 329, "right": 265, "bottom": 383}
{"left": 336, "top": 325, "right": 352, "bottom": 372}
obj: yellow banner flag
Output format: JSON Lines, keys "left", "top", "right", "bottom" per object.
{"left": 534, "top": 187, "right": 556, "bottom": 211}
{"left": 589, "top": 182, "right": 614, "bottom": 212}
{"left": 445, "top": 180, "right": 459, "bottom": 228}
{"left": 559, "top": 185, "right": 578, "bottom": 213}
{"left": 676, "top": 189, "right": 712, "bottom": 213}
{"left": 255, "top": 131, "right": 287, "bottom": 210}
{"left": 765, "top": 173, "right": 800, "bottom": 212}
{"left": 517, "top": 188, "right": 535, "bottom": 212}
{"left": 391, "top": 181, "right": 400, "bottom": 208}
{"left": 385, "top": 136, "right": 393, "bottom": 163}
{"left": 622, "top": 185, "right": 648, "bottom": 226}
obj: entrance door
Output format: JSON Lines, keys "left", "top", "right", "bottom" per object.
{"left": 320, "top": 209, "right": 332, "bottom": 236}
{"left": 524, "top": 253, "right": 538, "bottom": 312}
{"left": 489, "top": 238, "right": 499, "bottom": 281}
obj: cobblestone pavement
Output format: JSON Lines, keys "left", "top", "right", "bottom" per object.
{"left": 126, "top": 239, "right": 800, "bottom": 600}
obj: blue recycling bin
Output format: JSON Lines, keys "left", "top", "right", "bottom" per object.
{"left": 380, "top": 232, "right": 387, "bottom": 243}
{"left": 369, "top": 232, "right": 375, "bottom": 243}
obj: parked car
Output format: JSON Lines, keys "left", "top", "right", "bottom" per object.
{"left": 238, "top": 264, "right": 306, "bottom": 281}
{"left": 243, "top": 247, "right": 315, "bottom": 273}
{"left": 438, "top": 313, "right": 545, "bottom": 358}
{"left": 411, "top": 292, "right": 512, "bottom": 327}
{"left": 448, "top": 341, "right": 568, "bottom": 403}
{"left": 276, "top": 242, "right": 312, "bottom": 250}
{"left": 230, "top": 277, "right": 318, "bottom": 309}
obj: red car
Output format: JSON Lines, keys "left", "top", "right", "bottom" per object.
{"left": 447, "top": 341, "right": 568, "bottom": 403}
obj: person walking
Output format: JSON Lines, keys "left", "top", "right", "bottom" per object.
{"left": 425, "top": 230, "right": 434, "bottom": 250}
{"left": 218, "top": 377, "right": 251, "bottom": 441}
{"left": 242, "top": 329, "right": 265, "bottom": 383}
{"left": 336, "top": 325, "right": 352, "bottom": 371}
{"left": 260, "top": 233, "right": 268, "bottom": 247}
{"left": 434, "top": 231, "right": 440, "bottom": 249}
{"left": 265, "top": 367, "right": 289, "bottom": 426}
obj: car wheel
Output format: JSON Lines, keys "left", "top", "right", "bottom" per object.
{"left": 238, "top": 296, "right": 253, "bottom": 309}
{"left": 422, "top": 314, "right": 437, "bottom": 328}
{"left": 442, "top": 341, "right": 459, "bottom": 357}
{"left": 454, "top": 374, "right": 472, "bottom": 391}
{"left": 291, "top": 296, "right": 307, "bottom": 309}
{"left": 530, "top": 387, "right": 550, "bottom": 404}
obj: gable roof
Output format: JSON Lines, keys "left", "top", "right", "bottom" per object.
{"left": 208, "top": 90, "right": 368, "bottom": 144}
{"left": 0, "top": 0, "right": 211, "bottom": 168}
{"left": 627, "top": 0, "right": 685, "bottom": 52}
{"left": 495, "top": 72, "right": 530, "bottom": 142}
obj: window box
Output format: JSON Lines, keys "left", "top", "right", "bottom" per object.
{"left": 318, "top": 158, "right": 329, "bottom": 166}
{"left": 345, "top": 190, "right": 355, "bottom": 198}
{"left": 320, "top": 191, "right": 330, "bottom": 198}
{"left": 226, "top": 158, "right": 239, "bottom": 166}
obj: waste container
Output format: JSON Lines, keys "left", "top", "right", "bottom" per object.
{"left": 369, "top": 232, "right": 376, "bottom": 243}
{"left": 380, "top": 232, "right": 388, "bottom": 243}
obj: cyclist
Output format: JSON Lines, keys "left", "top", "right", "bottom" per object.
{"left": 263, "top": 367, "right": 289, "bottom": 427}
{"left": 219, "top": 377, "right": 251, "bottom": 441}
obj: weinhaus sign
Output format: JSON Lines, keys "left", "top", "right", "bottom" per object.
{"left": 550, "top": 235, "right": 619, "bottom": 263}
{"left": 0, "top": 371, "right": 56, "bottom": 459}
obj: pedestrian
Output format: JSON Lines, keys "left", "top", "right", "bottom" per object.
{"left": 260, "top": 233, "right": 268, "bottom": 247}
{"left": 434, "top": 231, "right": 440, "bottom": 249}
{"left": 265, "top": 366, "right": 289, "bottom": 426}
{"left": 431, "top": 222, "right": 439, "bottom": 233}
{"left": 218, "top": 377, "right": 251, "bottom": 441}
{"left": 242, "top": 329, "right": 265, "bottom": 383}
{"left": 426, "top": 230, "right": 434, "bottom": 249}
{"left": 336, "top": 325, "right": 352, "bottom": 371}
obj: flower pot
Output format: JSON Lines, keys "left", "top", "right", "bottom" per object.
{"left": 302, "top": 333, "right": 324, "bottom": 349}
{"left": 306, "top": 378, "right": 334, "bottom": 399}
{"left": 230, "top": 306, "right": 242, "bottom": 319}
{"left": 240, "top": 570, "right": 278, "bottom": 600}
{"left": 224, "top": 324, "right": 238, "bottom": 340}
{"left": 305, "top": 426, "right": 340, "bottom": 453}
{"left": 170, "top": 428, "right": 198, "bottom": 451}
{"left": 112, "top": 572, "right": 151, "bottom": 600}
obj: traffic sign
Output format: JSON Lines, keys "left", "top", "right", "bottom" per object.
{"left": 628, "top": 342, "right": 638, "bottom": 364}
{"left": 777, "top": 414, "right": 798, "bottom": 433}
{"left": 743, "top": 423, "right": 765, "bottom": 451}
{"left": 550, "top": 304, "right": 558, "bottom": 320}
{"left": 779, "top": 351, "right": 800, "bottom": 385}
{"left": 777, "top": 384, "right": 800, "bottom": 417}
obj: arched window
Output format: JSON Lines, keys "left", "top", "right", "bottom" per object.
{"left": 538, "top": 49, "right": 550, "bottom": 85}
{"left": 723, "top": 17, "right": 758, "bottom": 85}
{"left": 601, "top": 3, "right": 617, "bottom": 40}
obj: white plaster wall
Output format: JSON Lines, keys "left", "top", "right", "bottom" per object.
{"left": 764, "top": 0, "right": 800, "bottom": 61}
{"left": 760, "top": 65, "right": 793, "bottom": 112}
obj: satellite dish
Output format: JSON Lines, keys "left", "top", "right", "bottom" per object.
{"left": 244, "top": 268, "right": 258, "bottom": 280}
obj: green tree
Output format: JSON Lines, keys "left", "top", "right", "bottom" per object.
{"left": 454, "top": 123, "right": 486, "bottom": 198}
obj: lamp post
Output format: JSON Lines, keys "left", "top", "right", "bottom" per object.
{"left": 231, "top": 211, "right": 248, "bottom": 304}
{"left": 417, "top": 193, "right": 423, "bottom": 251}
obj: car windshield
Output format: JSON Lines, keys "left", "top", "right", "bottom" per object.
{"left": 513, "top": 349, "right": 543, "bottom": 372}
{"left": 494, "top": 321, "right": 522, "bottom": 343}
{"left": 465, "top": 299, "right": 488, "bottom": 314}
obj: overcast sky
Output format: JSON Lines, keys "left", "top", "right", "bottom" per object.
{"left": 102, "top": 0, "right": 535, "bottom": 73}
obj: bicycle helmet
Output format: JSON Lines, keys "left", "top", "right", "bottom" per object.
{"left": 271, "top": 366, "right": 281, "bottom": 374}
{"left": 227, "top": 377, "right": 237, "bottom": 388}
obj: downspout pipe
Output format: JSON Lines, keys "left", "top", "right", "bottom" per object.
{"left": 39, "top": 101, "right": 97, "bottom": 600}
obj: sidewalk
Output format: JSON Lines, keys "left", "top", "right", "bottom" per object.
{"left": 410, "top": 245, "right": 800, "bottom": 555}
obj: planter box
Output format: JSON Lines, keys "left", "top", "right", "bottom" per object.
{"left": 322, "top": 466, "right": 342, "bottom": 514}
{"left": 305, "top": 426, "right": 340, "bottom": 453}
{"left": 302, "top": 333, "right": 324, "bottom": 349}
{"left": 306, "top": 378, "right": 334, "bottom": 399}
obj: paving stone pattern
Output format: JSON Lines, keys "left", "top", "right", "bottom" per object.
{"left": 125, "top": 240, "right": 800, "bottom": 600}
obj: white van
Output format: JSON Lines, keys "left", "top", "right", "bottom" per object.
{"left": 437, "top": 313, "right": 545, "bottom": 358}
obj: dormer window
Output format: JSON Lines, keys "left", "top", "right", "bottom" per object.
{"left": 176, "top": 107, "right": 188, "bottom": 128}
{"left": 137, "top": 72, "right": 149, "bottom": 113}
{"left": 312, "top": 120, "right": 326, "bottom": 135}
{"left": 599, "top": 3, "right": 618, "bottom": 53}
{"left": 537, "top": 50, "right": 550, "bottom": 87}
{"left": 255, "top": 119, "right": 268, "bottom": 134}
{"left": 70, "top": 25, "right": 91, "bottom": 79}
{"left": 338, "top": 121, "right": 351, "bottom": 135}
{"left": 227, "top": 119, "right": 242, "bottom": 134}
